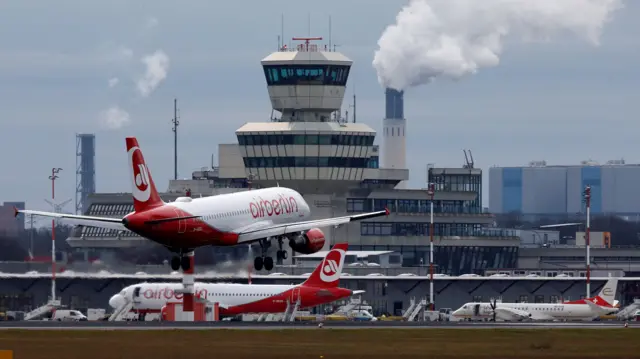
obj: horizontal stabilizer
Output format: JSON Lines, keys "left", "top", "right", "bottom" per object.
{"left": 144, "top": 215, "right": 201, "bottom": 225}
{"left": 352, "top": 290, "right": 366, "bottom": 295}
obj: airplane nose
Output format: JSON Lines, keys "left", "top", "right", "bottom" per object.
{"left": 109, "top": 294, "right": 125, "bottom": 309}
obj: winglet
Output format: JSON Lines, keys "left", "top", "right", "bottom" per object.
{"left": 13, "top": 206, "right": 19, "bottom": 217}
{"left": 385, "top": 207, "right": 390, "bottom": 216}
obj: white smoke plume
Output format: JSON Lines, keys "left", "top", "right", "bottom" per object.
{"left": 107, "top": 77, "right": 119, "bottom": 88}
{"left": 100, "top": 106, "right": 131, "bottom": 129}
{"left": 136, "top": 50, "right": 170, "bottom": 97}
{"left": 373, "top": 0, "right": 624, "bottom": 91}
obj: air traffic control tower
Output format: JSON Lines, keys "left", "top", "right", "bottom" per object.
{"left": 235, "top": 37, "right": 407, "bottom": 193}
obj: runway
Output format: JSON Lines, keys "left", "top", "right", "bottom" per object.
{"left": 0, "top": 320, "right": 636, "bottom": 330}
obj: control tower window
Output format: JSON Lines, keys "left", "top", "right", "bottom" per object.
{"left": 238, "top": 134, "right": 374, "bottom": 146}
{"left": 263, "top": 65, "right": 350, "bottom": 86}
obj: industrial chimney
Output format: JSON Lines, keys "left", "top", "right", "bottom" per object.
{"left": 382, "top": 88, "right": 407, "bottom": 188}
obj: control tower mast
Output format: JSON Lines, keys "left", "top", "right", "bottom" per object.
{"left": 261, "top": 37, "right": 352, "bottom": 122}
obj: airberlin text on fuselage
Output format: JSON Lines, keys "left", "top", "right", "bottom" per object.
{"left": 250, "top": 195, "right": 298, "bottom": 219}
{"left": 143, "top": 288, "right": 208, "bottom": 300}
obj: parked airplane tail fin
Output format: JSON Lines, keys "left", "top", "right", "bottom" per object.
{"left": 300, "top": 243, "right": 348, "bottom": 288}
{"left": 592, "top": 277, "right": 618, "bottom": 307}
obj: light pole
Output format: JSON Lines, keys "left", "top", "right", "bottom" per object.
{"left": 48, "top": 167, "right": 62, "bottom": 302}
{"left": 584, "top": 185, "right": 592, "bottom": 298}
{"left": 427, "top": 183, "right": 435, "bottom": 310}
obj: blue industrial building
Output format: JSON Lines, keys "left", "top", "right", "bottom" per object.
{"left": 489, "top": 160, "right": 640, "bottom": 216}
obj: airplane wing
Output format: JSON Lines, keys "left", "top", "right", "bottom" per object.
{"left": 17, "top": 209, "right": 126, "bottom": 231}
{"left": 584, "top": 299, "right": 609, "bottom": 316}
{"left": 235, "top": 209, "right": 389, "bottom": 243}
{"left": 494, "top": 307, "right": 534, "bottom": 321}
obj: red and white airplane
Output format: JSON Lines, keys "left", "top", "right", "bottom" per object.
{"left": 451, "top": 278, "right": 620, "bottom": 321}
{"left": 108, "top": 243, "right": 362, "bottom": 318}
{"left": 16, "top": 137, "right": 389, "bottom": 272}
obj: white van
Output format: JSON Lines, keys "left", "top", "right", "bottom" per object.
{"left": 51, "top": 309, "right": 87, "bottom": 321}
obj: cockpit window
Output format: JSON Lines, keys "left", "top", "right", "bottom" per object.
{"left": 463, "top": 305, "right": 467, "bottom": 309}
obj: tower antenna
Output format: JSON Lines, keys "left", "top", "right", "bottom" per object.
{"left": 281, "top": 13, "right": 284, "bottom": 49}
{"left": 329, "top": 15, "right": 332, "bottom": 51}
{"left": 171, "top": 98, "right": 179, "bottom": 180}
{"left": 308, "top": 13, "right": 311, "bottom": 36}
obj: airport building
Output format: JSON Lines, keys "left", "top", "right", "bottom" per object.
{"left": 489, "top": 160, "right": 640, "bottom": 217}
{"left": 65, "top": 38, "right": 519, "bottom": 275}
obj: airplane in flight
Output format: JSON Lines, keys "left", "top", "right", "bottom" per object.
{"left": 451, "top": 277, "right": 619, "bottom": 321}
{"left": 16, "top": 137, "right": 389, "bottom": 272}
{"left": 108, "top": 243, "right": 363, "bottom": 319}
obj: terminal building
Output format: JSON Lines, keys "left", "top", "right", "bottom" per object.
{"left": 489, "top": 160, "right": 640, "bottom": 218}
{"left": 65, "top": 37, "right": 518, "bottom": 276}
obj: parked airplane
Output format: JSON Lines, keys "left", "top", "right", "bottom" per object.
{"left": 451, "top": 278, "right": 619, "bottom": 321}
{"left": 16, "top": 137, "right": 389, "bottom": 272}
{"left": 108, "top": 243, "right": 362, "bottom": 318}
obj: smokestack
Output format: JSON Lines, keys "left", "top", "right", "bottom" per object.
{"left": 382, "top": 88, "right": 407, "bottom": 188}
{"left": 385, "top": 88, "right": 404, "bottom": 119}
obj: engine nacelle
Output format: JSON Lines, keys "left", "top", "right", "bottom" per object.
{"left": 288, "top": 228, "right": 326, "bottom": 254}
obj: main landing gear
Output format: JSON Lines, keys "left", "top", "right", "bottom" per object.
{"left": 253, "top": 237, "right": 288, "bottom": 271}
{"left": 170, "top": 252, "right": 192, "bottom": 272}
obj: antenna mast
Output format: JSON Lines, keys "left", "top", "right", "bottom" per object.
{"left": 171, "top": 98, "right": 179, "bottom": 180}
{"left": 329, "top": 15, "right": 332, "bottom": 51}
{"left": 281, "top": 14, "right": 285, "bottom": 49}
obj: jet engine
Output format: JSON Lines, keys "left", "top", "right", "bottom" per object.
{"left": 288, "top": 228, "right": 325, "bottom": 254}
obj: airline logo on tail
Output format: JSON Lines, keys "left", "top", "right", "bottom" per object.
{"left": 129, "top": 146, "right": 151, "bottom": 203}
{"left": 302, "top": 243, "right": 348, "bottom": 288}
{"left": 126, "top": 137, "right": 163, "bottom": 212}
{"left": 319, "top": 248, "right": 345, "bottom": 283}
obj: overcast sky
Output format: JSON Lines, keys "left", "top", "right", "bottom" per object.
{"left": 1, "top": 0, "right": 638, "bottom": 216}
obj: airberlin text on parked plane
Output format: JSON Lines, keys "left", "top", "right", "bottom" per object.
{"left": 250, "top": 195, "right": 299, "bottom": 219}
{"left": 143, "top": 288, "right": 208, "bottom": 300}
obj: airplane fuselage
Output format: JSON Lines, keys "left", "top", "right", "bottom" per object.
{"left": 122, "top": 187, "right": 311, "bottom": 249}
{"left": 111, "top": 282, "right": 352, "bottom": 316}
{"left": 454, "top": 302, "right": 606, "bottom": 321}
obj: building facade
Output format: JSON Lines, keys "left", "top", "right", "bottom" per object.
{"left": 489, "top": 161, "right": 640, "bottom": 216}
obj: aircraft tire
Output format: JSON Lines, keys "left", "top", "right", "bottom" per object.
{"left": 264, "top": 256, "right": 274, "bottom": 271}
{"left": 170, "top": 256, "right": 180, "bottom": 271}
{"left": 254, "top": 256, "right": 264, "bottom": 271}
{"left": 180, "top": 256, "right": 191, "bottom": 271}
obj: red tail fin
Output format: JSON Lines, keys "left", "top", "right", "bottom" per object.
{"left": 301, "top": 243, "right": 348, "bottom": 288}
{"left": 126, "top": 137, "right": 163, "bottom": 212}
